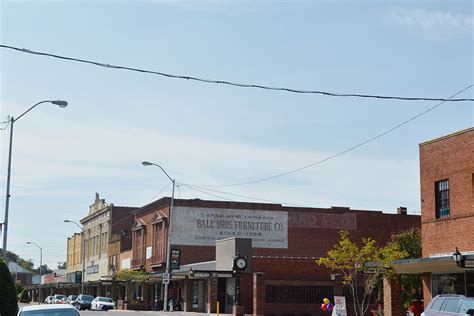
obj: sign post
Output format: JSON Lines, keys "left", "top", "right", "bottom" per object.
{"left": 332, "top": 296, "right": 347, "bottom": 316}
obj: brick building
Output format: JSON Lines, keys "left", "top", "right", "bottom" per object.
{"left": 78, "top": 193, "right": 137, "bottom": 297}
{"left": 131, "top": 197, "right": 420, "bottom": 314}
{"left": 393, "top": 127, "right": 474, "bottom": 308}
{"left": 66, "top": 232, "right": 83, "bottom": 286}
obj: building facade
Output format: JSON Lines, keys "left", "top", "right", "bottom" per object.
{"left": 131, "top": 198, "right": 420, "bottom": 314}
{"left": 393, "top": 127, "right": 474, "bottom": 308}
{"left": 66, "top": 232, "right": 83, "bottom": 286}
{"left": 79, "top": 193, "right": 137, "bottom": 297}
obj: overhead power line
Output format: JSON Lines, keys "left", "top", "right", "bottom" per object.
{"left": 191, "top": 84, "right": 473, "bottom": 188}
{"left": 180, "top": 183, "right": 303, "bottom": 207}
{"left": 1, "top": 44, "right": 473, "bottom": 102}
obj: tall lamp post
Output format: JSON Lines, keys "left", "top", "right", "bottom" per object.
{"left": 2, "top": 100, "right": 68, "bottom": 258}
{"left": 26, "top": 241, "right": 43, "bottom": 304}
{"left": 64, "top": 219, "right": 86, "bottom": 295}
{"left": 142, "top": 161, "right": 175, "bottom": 312}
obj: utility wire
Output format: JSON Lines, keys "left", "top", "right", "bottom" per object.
{"left": 1, "top": 44, "right": 473, "bottom": 102}
{"left": 181, "top": 184, "right": 234, "bottom": 202}
{"left": 191, "top": 84, "right": 474, "bottom": 188}
{"left": 0, "top": 121, "right": 10, "bottom": 130}
{"left": 142, "top": 181, "right": 172, "bottom": 206}
{"left": 180, "top": 183, "right": 303, "bottom": 207}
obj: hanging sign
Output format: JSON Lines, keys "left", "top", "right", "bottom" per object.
{"left": 170, "top": 249, "right": 181, "bottom": 270}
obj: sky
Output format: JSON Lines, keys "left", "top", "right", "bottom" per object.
{"left": 0, "top": 0, "right": 473, "bottom": 269}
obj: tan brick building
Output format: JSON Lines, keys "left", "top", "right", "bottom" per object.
{"left": 66, "top": 232, "right": 83, "bottom": 285}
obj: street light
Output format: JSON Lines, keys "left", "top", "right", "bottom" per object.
{"left": 64, "top": 219, "right": 85, "bottom": 295}
{"left": 142, "top": 161, "right": 175, "bottom": 312}
{"left": 453, "top": 247, "right": 464, "bottom": 267}
{"left": 2, "top": 100, "right": 68, "bottom": 258}
{"left": 26, "top": 241, "right": 43, "bottom": 304}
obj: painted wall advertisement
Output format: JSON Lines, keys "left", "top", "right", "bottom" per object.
{"left": 171, "top": 206, "right": 288, "bottom": 248}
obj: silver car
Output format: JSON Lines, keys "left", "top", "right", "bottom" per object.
{"left": 422, "top": 295, "right": 474, "bottom": 315}
{"left": 18, "top": 304, "right": 80, "bottom": 316}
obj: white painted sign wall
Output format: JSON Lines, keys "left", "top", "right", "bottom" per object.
{"left": 146, "top": 247, "right": 152, "bottom": 259}
{"left": 121, "top": 258, "right": 131, "bottom": 270}
{"left": 171, "top": 206, "right": 288, "bottom": 248}
{"left": 332, "top": 296, "right": 347, "bottom": 316}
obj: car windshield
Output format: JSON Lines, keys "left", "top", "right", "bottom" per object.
{"left": 69, "top": 296, "right": 77, "bottom": 299}
{"left": 98, "top": 297, "right": 113, "bottom": 302}
{"left": 81, "top": 295, "right": 94, "bottom": 301}
{"left": 20, "top": 309, "right": 79, "bottom": 316}
{"left": 55, "top": 295, "right": 65, "bottom": 299}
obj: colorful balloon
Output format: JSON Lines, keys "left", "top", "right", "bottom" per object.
{"left": 323, "top": 298, "right": 330, "bottom": 304}
{"left": 327, "top": 303, "right": 333, "bottom": 312}
{"left": 321, "top": 303, "right": 327, "bottom": 311}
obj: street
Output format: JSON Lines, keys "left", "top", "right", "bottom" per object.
{"left": 18, "top": 304, "right": 225, "bottom": 316}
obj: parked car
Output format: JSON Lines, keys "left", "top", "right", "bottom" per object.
{"left": 52, "top": 294, "right": 66, "bottom": 304}
{"left": 91, "top": 297, "right": 116, "bottom": 311}
{"left": 44, "top": 296, "right": 54, "bottom": 304}
{"left": 18, "top": 304, "right": 80, "bottom": 316}
{"left": 66, "top": 295, "right": 78, "bottom": 305}
{"left": 74, "top": 294, "right": 94, "bottom": 311}
{"left": 421, "top": 294, "right": 474, "bottom": 315}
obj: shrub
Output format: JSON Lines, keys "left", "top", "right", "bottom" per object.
{"left": 19, "top": 289, "right": 30, "bottom": 303}
{"left": 0, "top": 258, "right": 19, "bottom": 316}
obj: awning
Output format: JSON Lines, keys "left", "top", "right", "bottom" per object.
{"left": 393, "top": 255, "right": 474, "bottom": 274}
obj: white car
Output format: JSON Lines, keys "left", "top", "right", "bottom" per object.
{"left": 91, "top": 297, "right": 116, "bottom": 311}
{"left": 52, "top": 294, "right": 66, "bottom": 304}
{"left": 18, "top": 304, "right": 80, "bottom": 316}
{"left": 44, "top": 296, "right": 54, "bottom": 304}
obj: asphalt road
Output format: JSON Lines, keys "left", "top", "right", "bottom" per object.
{"left": 18, "top": 304, "right": 224, "bottom": 316}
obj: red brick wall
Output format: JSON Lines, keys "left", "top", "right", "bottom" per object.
{"left": 134, "top": 198, "right": 420, "bottom": 273}
{"left": 420, "top": 128, "right": 474, "bottom": 257}
{"left": 111, "top": 206, "right": 138, "bottom": 252}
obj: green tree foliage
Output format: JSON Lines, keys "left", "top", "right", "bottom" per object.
{"left": 380, "top": 228, "right": 422, "bottom": 306}
{"left": 115, "top": 269, "right": 146, "bottom": 301}
{"left": 34, "top": 264, "right": 53, "bottom": 275}
{"left": 0, "top": 249, "right": 20, "bottom": 263}
{"left": 19, "top": 289, "right": 30, "bottom": 303}
{"left": 316, "top": 231, "right": 381, "bottom": 316}
{"left": 0, "top": 258, "right": 19, "bottom": 316}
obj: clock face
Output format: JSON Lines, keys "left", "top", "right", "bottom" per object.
{"left": 236, "top": 257, "right": 247, "bottom": 269}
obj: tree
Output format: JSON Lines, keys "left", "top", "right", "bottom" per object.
{"left": 57, "top": 262, "right": 66, "bottom": 269}
{"left": 316, "top": 230, "right": 381, "bottom": 316}
{"left": 0, "top": 249, "right": 20, "bottom": 263}
{"left": 115, "top": 269, "right": 146, "bottom": 302}
{"left": 18, "top": 259, "right": 34, "bottom": 271}
{"left": 34, "top": 264, "right": 53, "bottom": 275}
{"left": 379, "top": 228, "right": 422, "bottom": 307}
{"left": 0, "top": 258, "right": 18, "bottom": 316}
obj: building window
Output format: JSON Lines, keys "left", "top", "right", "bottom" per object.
{"left": 431, "top": 273, "right": 465, "bottom": 296}
{"left": 435, "top": 179, "right": 450, "bottom": 218}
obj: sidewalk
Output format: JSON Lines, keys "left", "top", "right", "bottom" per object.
{"left": 110, "top": 311, "right": 231, "bottom": 316}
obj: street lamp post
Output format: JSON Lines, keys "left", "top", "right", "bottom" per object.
{"left": 142, "top": 161, "right": 175, "bottom": 312}
{"left": 26, "top": 241, "right": 42, "bottom": 304}
{"left": 2, "top": 100, "right": 68, "bottom": 258}
{"left": 64, "top": 220, "right": 86, "bottom": 295}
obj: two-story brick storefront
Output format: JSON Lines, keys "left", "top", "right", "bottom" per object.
{"left": 393, "top": 127, "right": 474, "bottom": 307}
{"left": 131, "top": 198, "right": 420, "bottom": 314}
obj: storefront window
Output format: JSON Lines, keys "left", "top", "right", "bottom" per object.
{"left": 226, "top": 278, "right": 235, "bottom": 308}
{"left": 466, "top": 272, "right": 474, "bottom": 297}
{"left": 193, "top": 282, "right": 199, "bottom": 309}
{"left": 432, "top": 273, "right": 465, "bottom": 296}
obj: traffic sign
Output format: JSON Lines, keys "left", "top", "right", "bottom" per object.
{"left": 162, "top": 273, "right": 170, "bottom": 284}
